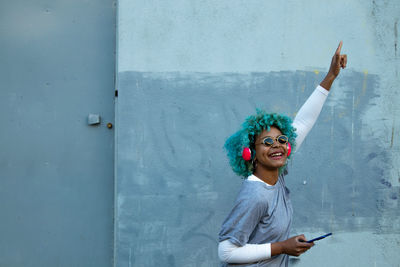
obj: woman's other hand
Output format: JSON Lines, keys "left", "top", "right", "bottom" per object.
{"left": 271, "top": 235, "right": 314, "bottom": 257}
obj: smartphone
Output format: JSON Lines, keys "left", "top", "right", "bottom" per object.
{"left": 306, "top": 233, "right": 332, "bottom": 243}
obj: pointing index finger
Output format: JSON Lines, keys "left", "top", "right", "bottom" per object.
{"left": 335, "top": 41, "right": 343, "bottom": 54}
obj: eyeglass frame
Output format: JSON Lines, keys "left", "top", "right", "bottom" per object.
{"left": 255, "top": 135, "right": 289, "bottom": 147}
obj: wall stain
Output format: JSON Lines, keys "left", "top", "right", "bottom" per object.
{"left": 367, "top": 152, "right": 378, "bottom": 161}
{"left": 180, "top": 210, "right": 215, "bottom": 243}
{"left": 395, "top": 19, "right": 398, "bottom": 57}
{"left": 391, "top": 124, "right": 395, "bottom": 148}
{"left": 354, "top": 70, "right": 368, "bottom": 108}
{"left": 380, "top": 178, "right": 392, "bottom": 188}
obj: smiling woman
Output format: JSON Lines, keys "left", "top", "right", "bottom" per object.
{"left": 218, "top": 42, "right": 347, "bottom": 267}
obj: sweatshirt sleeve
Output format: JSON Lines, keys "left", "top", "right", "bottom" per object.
{"left": 218, "top": 239, "right": 271, "bottom": 263}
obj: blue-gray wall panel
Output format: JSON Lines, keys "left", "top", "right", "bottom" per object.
{"left": 116, "top": 0, "right": 400, "bottom": 266}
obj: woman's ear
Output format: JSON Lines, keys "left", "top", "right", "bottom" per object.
{"left": 287, "top": 143, "right": 291, "bottom": 157}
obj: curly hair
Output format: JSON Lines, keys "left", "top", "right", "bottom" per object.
{"left": 224, "top": 110, "right": 297, "bottom": 178}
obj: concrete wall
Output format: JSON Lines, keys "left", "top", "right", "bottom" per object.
{"left": 0, "top": 1, "right": 116, "bottom": 266}
{"left": 115, "top": 1, "right": 400, "bottom": 266}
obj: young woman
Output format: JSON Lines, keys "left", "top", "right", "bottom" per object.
{"left": 218, "top": 42, "right": 347, "bottom": 266}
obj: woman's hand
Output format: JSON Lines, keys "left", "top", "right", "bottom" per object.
{"left": 271, "top": 235, "right": 314, "bottom": 257}
{"left": 320, "top": 41, "right": 348, "bottom": 91}
{"left": 329, "top": 41, "right": 347, "bottom": 77}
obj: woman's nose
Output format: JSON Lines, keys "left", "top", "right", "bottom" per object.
{"left": 271, "top": 141, "right": 280, "bottom": 148}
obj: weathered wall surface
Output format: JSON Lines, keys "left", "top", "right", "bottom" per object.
{"left": 116, "top": 1, "right": 400, "bottom": 266}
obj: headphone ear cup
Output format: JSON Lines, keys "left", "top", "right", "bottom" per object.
{"left": 242, "top": 147, "right": 252, "bottom": 161}
{"left": 287, "top": 143, "right": 291, "bottom": 157}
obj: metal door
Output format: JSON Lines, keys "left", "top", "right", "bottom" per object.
{"left": 0, "top": 1, "right": 116, "bottom": 266}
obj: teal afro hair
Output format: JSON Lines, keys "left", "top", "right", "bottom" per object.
{"left": 224, "top": 110, "right": 297, "bottom": 178}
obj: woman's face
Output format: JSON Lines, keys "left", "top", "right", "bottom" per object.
{"left": 254, "top": 126, "right": 288, "bottom": 170}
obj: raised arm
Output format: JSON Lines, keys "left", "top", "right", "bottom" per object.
{"left": 293, "top": 41, "right": 347, "bottom": 151}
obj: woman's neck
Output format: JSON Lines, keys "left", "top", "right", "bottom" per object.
{"left": 253, "top": 167, "right": 279, "bottom": 185}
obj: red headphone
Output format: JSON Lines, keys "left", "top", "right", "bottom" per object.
{"left": 242, "top": 147, "right": 252, "bottom": 161}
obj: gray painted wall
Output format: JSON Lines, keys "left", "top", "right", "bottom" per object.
{"left": 115, "top": 0, "right": 400, "bottom": 266}
{"left": 0, "top": 1, "right": 115, "bottom": 266}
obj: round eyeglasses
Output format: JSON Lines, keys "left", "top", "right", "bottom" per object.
{"left": 256, "top": 135, "right": 288, "bottom": 146}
